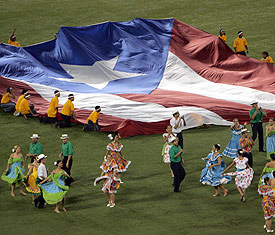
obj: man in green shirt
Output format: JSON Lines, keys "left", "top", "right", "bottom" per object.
{"left": 169, "top": 137, "right": 186, "bottom": 192}
{"left": 25, "top": 134, "right": 43, "bottom": 162}
{"left": 249, "top": 100, "right": 267, "bottom": 152}
{"left": 59, "top": 134, "right": 74, "bottom": 185}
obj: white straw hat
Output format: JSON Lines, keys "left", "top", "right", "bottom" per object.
{"left": 37, "top": 154, "right": 47, "bottom": 160}
{"left": 30, "top": 134, "right": 40, "bottom": 139}
{"left": 60, "top": 134, "right": 69, "bottom": 139}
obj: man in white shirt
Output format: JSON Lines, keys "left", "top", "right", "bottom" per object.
{"left": 170, "top": 111, "right": 186, "bottom": 148}
{"left": 34, "top": 154, "right": 48, "bottom": 209}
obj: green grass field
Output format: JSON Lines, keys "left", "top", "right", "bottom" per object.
{"left": 0, "top": 0, "right": 274, "bottom": 234}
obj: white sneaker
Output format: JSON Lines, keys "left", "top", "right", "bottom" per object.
{"left": 110, "top": 204, "right": 115, "bottom": 208}
{"left": 107, "top": 203, "right": 111, "bottom": 207}
{"left": 264, "top": 225, "right": 267, "bottom": 229}
{"left": 267, "top": 229, "right": 274, "bottom": 233}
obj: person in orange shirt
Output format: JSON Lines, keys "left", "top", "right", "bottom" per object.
{"left": 14, "top": 89, "right": 28, "bottom": 116}
{"left": 56, "top": 94, "right": 76, "bottom": 128}
{"left": 1, "top": 87, "right": 16, "bottom": 112}
{"left": 18, "top": 94, "right": 38, "bottom": 119}
{"left": 218, "top": 29, "right": 227, "bottom": 43}
{"left": 8, "top": 29, "right": 21, "bottom": 47}
{"left": 261, "top": 52, "right": 273, "bottom": 65}
{"left": 40, "top": 90, "right": 60, "bottom": 124}
{"left": 83, "top": 106, "right": 101, "bottom": 131}
{"left": 233, "top": 31, "right": 249, "bottom": 56}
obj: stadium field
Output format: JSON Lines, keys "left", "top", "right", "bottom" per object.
{"left": 0, "top": 0, "right": 274, "bottom": 234}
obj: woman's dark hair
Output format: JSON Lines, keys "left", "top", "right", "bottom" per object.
{"left": 7, "top": 87, "right": 12, "bottom": 93}
{"left": 237, "top": 149, "right": 243, "bottom": 156}
{"left": 269, "top": 117, "right": 274, "bottom": 121}
{"left": 270, "top": 154, "right": 275, "bottom": 161}
{"left": 264, "top": 177, "right": 270, "bottom": 185}
{"left": 214, "top": 144, "right": 221, "bottom": 151}
{"left": 219, "top": 29, "right": 225, "bottom": 36}
{"left": 272, "top": 171, "right": 275, "bottom": 178}
{"left": 262, "top": 51, "right": 269, "bottom": 57}
{"left": 54, "top": 160, "right": 62, "bottom": 166}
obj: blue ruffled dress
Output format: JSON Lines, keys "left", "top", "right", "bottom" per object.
{"left": 222, "top": 125, "right": 242, "bottom": 158}
{"left": 200, "top": 153, "right": 232, "bottom": 186}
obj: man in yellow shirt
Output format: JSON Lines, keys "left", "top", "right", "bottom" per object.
{"left": 83, "top": 106, "right": 101, "bottom": 131}
{"left": 261, "top": 52, "right": 273, "bottom": 65}
{"left": 14, "top": 89, "right": 28, "bottom": 116}
{"left": 18, "top": 94, "right": 37, "bottom": 119}
{"left": 233, "top": 31, "right": 248, "bottom": 56}
{"left": 218, "top": 29, "right": 227, "bottom": 43}
{"left": 1, "top": 87, "right": 16, "bottom": 112}
{"left": 40, "top": 90, "right": 60, "bottom": 123}
{"left": 56, "top": 94, "right": 76, "bottom": 128}
{"left": 8, "top": 29, "right": 21, "bottom": 47}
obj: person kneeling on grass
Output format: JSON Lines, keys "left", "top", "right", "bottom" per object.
{"left": 18, "top": 94, "right": 38, "bottom": 119}
{"left": 40, "top": 90, "right": 60, "bottom": 124}
{"left": 56, "top": 94, "right": 76, "bottom": 128}
{"left": 14, "top": 89, "right": 28, "bottom": 116}
{"left": 1, "top": 87, "right": 16, "bottom": 112}
{"left": 83, "top": 106, "right": 101, "bottom": 131}
{"left": 94, "top": 154, "right": 121, "bottom": 208}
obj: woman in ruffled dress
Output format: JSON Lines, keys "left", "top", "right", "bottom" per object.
{"left": 200, "top": 144, "right": 231, "bottom": 197}
{"left": 1, "top": 145, "right": 26, "bottom": 197}
{"left": 266, "top": 117, "right": 275, "bottom": 160}
{"left": 258, "top": 177, "right": 275, "bottom": 233}
{"left": 162, "top": 125, "right": 176, "bottom": 177}
{"left": 223, "top": 149, "right": 254, "bottom": 202}
{"left": 259, "top": 154, "right": 275, "bottom": 187}
{"left": 223, "top": 118, "right": 246, "bottom": 158}
{"left": 24, "top": 155, "right": 41, "bottom": 202}
{"left": 94, "top": 154, "right": 121, "bottom": 208}
{"left": 106, "top": 133, "right": 131, "bottom": 176}
{"left": 39, "top": 160, "right": 70, "bottom": 213}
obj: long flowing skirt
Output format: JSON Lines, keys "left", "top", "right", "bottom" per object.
{"left": 224, "top": 168, "right": 254, "bottom": 189}
{"left": 266, "top": 135, "right": 275, "bottom": 160}
{"left": 222, "top": 136, "right": 241, "bottom": 158}
{"left": 1, "top": 162, "right": 25, "bottom": 185}
{"left": 162, "top": 143, "right": 172, "bottom": 163}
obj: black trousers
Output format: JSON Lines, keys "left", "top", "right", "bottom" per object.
{"left": 62, "top": 156, "right": 73, "bottom": 186}
{"left": 236, "top": 51, "right": 246, "bottom": 56}
{"left": 34, "top": 179, "right": 45, "bottom": 208}
{"left": 176, "top": 132, "right": 183, "bottom": 149}
{"left": 251, "top": 122, "right": 264, "bottom": 151}
{"left": 170, "top": 161, "right": 186, "bottom": 192}
{"left": 59, "top": 114, "right": 72, "bottom": 128}
{"left": 43, "top": 116, "right": 57, "bottom": 123}
{"left": 243, "top": 152, "right": 253, "bottom": 168}
{"left": 84, "top": 120, "right": 99, "bottom": 131}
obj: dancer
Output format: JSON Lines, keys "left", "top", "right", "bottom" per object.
{"left": 249, "top": 100, "right": 267, "bottom": 152}
{"left": 223, "top": 149, "right": 254, "bottom": 202}
{"left": 59, "top": 134, "right": 74, "bottom": 186}
{"left": 1, "top": 87, "right": 16, "bottom": 112}
{"left": 34, "top": 154, "right": 48, "bottom": 209}
{"left": 39, "top": 160, "right": 70, "bottom": 213}
{"left": 239, "top": 128, "right": 254, "bottom": 167}
{"left": 200, "top": 144, "right": 231, "bottom": 197}
{"left": 223, "top": 118, "right": 246, "bottom": 158}
{"left": 94, "top": 154, "right": 121, "bottom": 208}
{"left": 259, "top": 154, "right": 275, "bottom": 187}
{"left": 162, "top": 125, "right": 176, "bottom": 177}
{"left": 266, "top": 118, "right": 275, "bottom": 160}
{"left": 258, "top": 177, "right": 275, "bottom": 233}
{"left": 106, "top": 133, "right": 131, "bottom": 177}
{"left": 1, "top": 145, "right": 26, "bottom": 197}
{"left": 24, "top": 155, "right": 41, "bottom": 202}
{"left": 170, "top": 111, "right": 186, "bottom": 148}
{"left": 25, "top": 134, "right": 43, "bottom": 162}
{"left": 169, "top": 137, "right": 186, "bottom": 192}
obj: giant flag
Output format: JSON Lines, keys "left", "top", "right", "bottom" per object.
{"left": 0, "top": 18, "right": 275, "bottom": 137}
